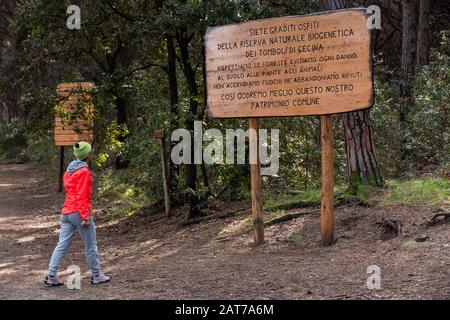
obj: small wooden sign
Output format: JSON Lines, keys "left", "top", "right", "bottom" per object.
{"left": 154, "top": 129, "right": 171, "bottom": 218}
{"left": 54, "top": 82, "right": 95, "bottom": 146}
{"left": 205, "top": 9, "right": 373, "bottom": 118}
{"left": 154, "top": 130, "right": 165, "bottom": 140}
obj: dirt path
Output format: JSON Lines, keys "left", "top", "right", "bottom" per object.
{"left": 0, "top": 162, "right": 448, "bottom": 299}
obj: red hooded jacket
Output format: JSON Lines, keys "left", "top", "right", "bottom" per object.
{"left": 61, "top": 165, "right": 92, "bottom": 221}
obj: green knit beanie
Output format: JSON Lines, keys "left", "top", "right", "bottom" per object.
{"left": 74, "top": 141, "right": 92, "bottom": 161}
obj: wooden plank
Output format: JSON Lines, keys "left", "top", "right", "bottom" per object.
{"left": 55, "top": 117, "right": 92, "bottom": 122}
{"left": 55, "top": 134, "right": 93, "bottom": 146}
{"left": 159, "top": 138, "right": 171, "bottom": 218}
{"left": 57, "top": 96, "right": 93, "bottom": 103}
{"left": 55, "top": 122, "right": 92, "bottom": 128}
{"left": 55, "top": 135, "right": 93, "bottom": 144}
{"left": 58, "top": 146, "right": 64, "bottom": 192}
{"left": 55, "top": 124, "right": 92, "bottom": 130}
{"left": 55, "top": 128, "right": 92, "bottom": 133}
{"left": 57, "top": 92, "right": 93, "bottom": 98}
{"left": 55, "top": 140, "right": 91, "bottom": 146}
{"left": 56, "top": 103, "right": 93, "bottom": 110}
{"left": 57, "top": 92, "right": 93, "bottom": 96}
{"left": 56, "top": 82, "right": 95, "bottom": 91}
{"left": 55, "top": 141, "right": 78, "bottom": 147}
{"left": 54, "top": 134, "right": 82, "bottom": 140}
{"left": 249, "top": 118, "right": 265, "bottom": 245}
{"left": 55, "top": 131, "right": 92, "bottom": 137}
{"left": 55, "top": 119, "right": 92, "bottom": 126}
{"left": 154, "top": 129, "right": 171, "bottom": 217}
{"left": 55, "top": 128, "right": 93, "bottom": 135}
{"left": 55, "top": 133, "right": 93, "bottom": 141}
{"left": 320, "top": 114, "right": 334, "bottom": 246}
{"left": 55, "top": 125, "right": 92, "bottom": 129}
{"left": 55, "top": 104, "right": 93, "bottom": 112}
{"left": 205, "top": 9, "right": 373, "bottom": 118}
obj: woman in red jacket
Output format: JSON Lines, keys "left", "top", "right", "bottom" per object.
{"left": 44, "top": 142, "right": 110, "bottom": 286}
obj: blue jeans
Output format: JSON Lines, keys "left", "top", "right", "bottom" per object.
{"left": 48, "top": 212, "right": 100, "bottom": 277}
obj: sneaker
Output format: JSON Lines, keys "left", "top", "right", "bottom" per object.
{"left": 91, "top": 272, "right": 110, "bottom": 284}
{"left": 44, "top": 275, "right": 63, "bottom": 286}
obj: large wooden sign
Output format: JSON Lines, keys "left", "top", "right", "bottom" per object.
{"left": 204, "top": 8, "right": 375, "bottom": 246}
{"left": 54, "top": 82, "right": 94, "bottom": 146}
{"left": 205, "top": 9, "right": 373, "bottom": 118}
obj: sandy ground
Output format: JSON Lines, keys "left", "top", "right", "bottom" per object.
{"left": 0, "top": 162, "right": 448, "bottom": 299}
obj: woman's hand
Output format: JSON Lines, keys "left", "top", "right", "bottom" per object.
{"left": 81, "top": 220, "right": 89, "bottom": 229}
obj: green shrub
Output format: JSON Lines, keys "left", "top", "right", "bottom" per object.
{"left": 0, "top": 120, "right": 29, "bottom": 161}
{"left": 384, "top": 178, "right": 450, "bottom": 208}
{"left": 412, "top": 30, "right": 450, "bottom": 171}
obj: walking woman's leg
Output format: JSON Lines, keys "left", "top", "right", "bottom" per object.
{"left": 74, "top": 213, "right": 100, "bottom": 276}
{"left": 48, "top": 214, "right": 76, "bottom": 277}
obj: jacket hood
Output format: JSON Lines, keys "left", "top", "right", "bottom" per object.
{"left": 66, "top": 160, "right": 88, "bottom": 175}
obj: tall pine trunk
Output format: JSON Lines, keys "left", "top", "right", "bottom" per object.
{"left": 399, "top": 0, "right": 419, "bottom": 165}
{"left": 177, "top": 33, "right": 200, "bottom": 219}
{"left": 166, "top": 35, "right": 180, "bottom": 203}
{"left": 114, "top": 96, "right": 129, "bottom": 169}
{"left": 415, "top": 0, "right": 431, "bottom": 73}
{"left": 342, "top": 111, "right": 383, "bottom": 193}
{"left": 320, "top": 0, "right": 383, "bottom": 191}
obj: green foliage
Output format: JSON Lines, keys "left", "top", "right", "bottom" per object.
{"left": 338, "top": 182, "right": 379, "bottom": 207}
{"left": 412, "top": 30, "right": 450, "bottom": 171}
{"left": 371, "top": 59, "right": 403, "bottom": 177}
{"left": 23, "top": 132, "right": 56, "bottom": 164}
{"left": 98, "top": 168, "right": 153, "bottom": 220}
{"left": 92, "top": 121, "right": 129, "bottom": 168}
{"left": 264, "top": 182, "right": 376, "bottom": 211}
{"left": 384, "top": 178, "right": 450, "bottom": 208}
{"left": 0, "top": 120, "right": 28, "bottom": 160}
{"left": 371, "top": 30, "right": 450, "bottom": 177}
{"left": 0, "top": 119, "right": 56, "bottom": 164}
{"left": 264, "top": 189, "right": 322, "bottom": 211}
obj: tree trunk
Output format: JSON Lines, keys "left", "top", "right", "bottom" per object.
{"left": 321, "top": 0, "right": 384, "bottom": 191}
{"left": 177, "top": 34, "right": 200, "bottom": 219}
{"left": 399, "top": 0, "right": 419, "bottom": 164}
{"left": 342, "top": 111, "right": 383, "bottom": 192}
{"left": 199, "top": 43, "right": 210, "bottom": 189}
{"left": 320, "top": 0, "right": 345, "bottom": 11}
{"left": 166, "top": 35, "right": 180, "bottom": 203}
{"left": 114, "top": 96, "right": 129, "bottom": 169}
{"left": 400, "top": 0, "right": 419, "bottom": 93}
{"left": 415, "top": 0, "right": 431, "bottom": 72}
{"left": 116, "top": 96, "right": 127, "bottom": 126}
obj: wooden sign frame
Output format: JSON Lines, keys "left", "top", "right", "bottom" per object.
{"left": 55, "top": 82, "right": 95, "bottom": 147}
{"left": 55, "top": 82, "right": 95, "bottom": 192}
{"left": 205, "top": 8, "right": 374, "bottom": 118}
{"left": 205, "top": 9, "right": 375, "bottom": 246}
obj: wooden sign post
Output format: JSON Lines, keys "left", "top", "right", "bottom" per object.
{"left": 205, "top": 9, "right": 374, "bottom": 245}
{"left": 58, "top": 146, "right": 65, "bottom": 193}
{"left": 155, "top": 130, "right": 171, "bottom": 218}
{"left": 320, "top": 115, "right": 334, "bottom": 245}
{"left": 55, "top": 82, "right": 95, "bottom": 192}
{"left": 249, "top": 118, "right": 265, "bottom": 244}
